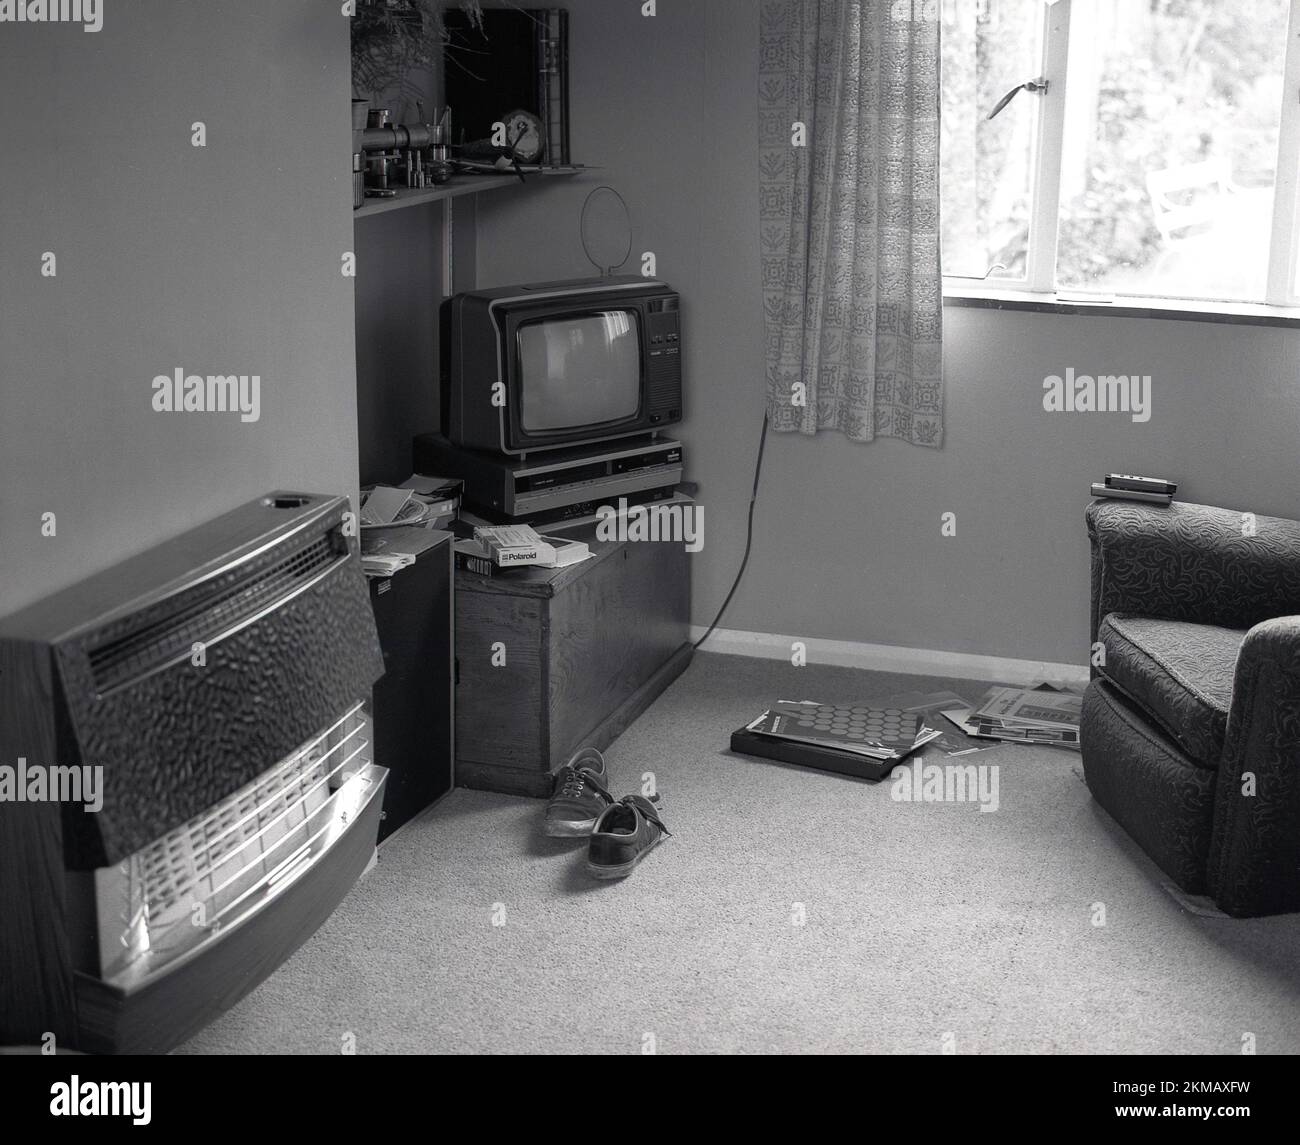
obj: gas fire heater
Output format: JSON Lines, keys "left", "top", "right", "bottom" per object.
{"left": 0, "top": 492, "right": 387, "bottom": 1053}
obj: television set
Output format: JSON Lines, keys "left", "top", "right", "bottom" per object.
{"left": 442, "top": 276, "right": 683, "bottom": 456}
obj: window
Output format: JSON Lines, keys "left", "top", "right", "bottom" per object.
{"left": 941, "top": 0, "right": 1300, "bottom": 308}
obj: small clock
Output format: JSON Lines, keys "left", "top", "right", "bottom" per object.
{"left": 499, "top": 108, "right": 544, "bottom": 163}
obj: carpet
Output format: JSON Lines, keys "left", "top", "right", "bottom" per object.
{"left": 178, "top": 653, "right": 1300, "bottom": 1055}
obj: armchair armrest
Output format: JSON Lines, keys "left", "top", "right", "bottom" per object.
{"left": 1209, "top": 616, "right": 1300, "bottom": 916}
{"left": 1087, "top": 499, "right": 1300, "bottom": 645}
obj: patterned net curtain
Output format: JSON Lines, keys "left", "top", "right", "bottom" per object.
{"left": 759, "top": 0, "right": 943, "bottom": 446}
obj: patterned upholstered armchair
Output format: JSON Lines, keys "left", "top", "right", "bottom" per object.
{"left": 1082, "top": 500, "right": 1300, "bottom": 917}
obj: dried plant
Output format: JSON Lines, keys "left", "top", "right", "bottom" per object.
{"left": 351, "top": 0, "right": 485, "bottom": 106}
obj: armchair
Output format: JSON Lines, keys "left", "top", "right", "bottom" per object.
{"left": 1082, "top": 499, "right": 1300, "bottom": 916}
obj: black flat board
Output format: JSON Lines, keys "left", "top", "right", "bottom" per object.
{"left": 729, "top": 728, "right": 905, "bottom": 783}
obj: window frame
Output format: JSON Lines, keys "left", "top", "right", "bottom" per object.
{"left": 942, "top": 0, "right": 1300, "bottom": 314}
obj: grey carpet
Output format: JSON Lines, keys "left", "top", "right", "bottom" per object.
{"left": 179, "top": 653, "right": 1300, "bottom": 1055}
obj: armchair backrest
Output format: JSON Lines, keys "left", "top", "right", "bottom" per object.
{"left": 1086, "top": 499, "right": 1300, "bottom": 648}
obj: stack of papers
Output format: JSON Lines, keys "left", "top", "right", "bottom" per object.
{"left": 360, "top": 527, "right": 447, "bottom": 580}
{"left": 360, "top": 475, "right": 463, "bottom": 533}
{"left": 360, "top": 551, "right": 414, "bottom": 578}
{"left": 360, "top": 486, "right": 423, "bottom": 528}
{"left": 941, "top": 685, "right": 1082, "bottom": 750}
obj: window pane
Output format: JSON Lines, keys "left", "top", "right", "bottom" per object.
{"left": 1056, "top": 0, "right": 1287, "bottom": 302}
{"left": 941, "top": 0, "right": 1043, "bottom": 281}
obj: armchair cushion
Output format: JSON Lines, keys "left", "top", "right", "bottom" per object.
{"left": 1087, "top": 500, "right": 1300, "bottom": 646}
{"left": 1097, "top": 613, "right": 1244, "bottom": 768}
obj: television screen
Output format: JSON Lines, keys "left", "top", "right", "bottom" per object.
{"left": 517, "top": 310, "right": 641, "bottom": 432}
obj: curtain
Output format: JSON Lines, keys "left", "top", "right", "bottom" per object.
{"left": 759, "top": 0, "right": 943, "bottom": 446}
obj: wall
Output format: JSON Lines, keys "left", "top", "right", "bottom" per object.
{"left": 0, "top": 0, "right": 358, "bottom": 618}
{"left": 476, "top": 0, "right": 1300, "bottom": 667}
{"left": 353, "top": 59, "right": 447, "bottom": 488}
{"left": 474, "top": 0, "right": 707, "bottom": 336}
{"left": 354, "top": 204, "right": 445, "bottom": 486}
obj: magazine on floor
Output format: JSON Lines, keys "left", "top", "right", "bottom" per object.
{"left": 939, "top": 683, "right": 1083, "bottom": 751}
{"left": 745, "top": 700, "right": 942, "bottom": 761}
{"left": 975, "top": 685, "right": 1083, "bottom": 728}
{"left": 892, "top": 690, "right": 1003, "bottom": 756}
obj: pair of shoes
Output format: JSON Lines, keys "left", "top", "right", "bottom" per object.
{"left": 544, "top": 747, "right": 671, "bottom": 879}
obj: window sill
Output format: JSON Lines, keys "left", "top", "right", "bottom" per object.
{"left": 942, "top": 286, "right": 1300, "bottom": 330}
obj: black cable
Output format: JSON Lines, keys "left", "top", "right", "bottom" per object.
{"left": 694, "top": 411, "right": 769, "bottom": 650}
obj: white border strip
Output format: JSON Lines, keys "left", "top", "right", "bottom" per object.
{"left": 690, "top": 626, "right": 1089, "bottom": 688}
{"left": 1024, "top": 0, "right": 1071, "bottom": 292}
{"left": 1266, "top": 0, "right": 1300, "bottom": 304}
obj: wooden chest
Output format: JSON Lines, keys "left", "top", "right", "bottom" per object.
{"left": 454, "top": 528, "right": 692, "bottom": 796}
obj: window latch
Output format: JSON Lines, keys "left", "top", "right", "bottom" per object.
{"left": 986, "top": 76, "right": 1049, "bottom": 121}
{"left": 947, "top": 263, "right": 1007, "bottom": 282}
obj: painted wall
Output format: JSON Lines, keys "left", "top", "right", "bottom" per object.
{"left": 0, "top": 0, "right": 358, "bottom": 618}
{"left": 354, "top": 204, "right": 445, "bottom": 486}
{"left": 353, "top": 60, "right": 447, "bottom": 488}
{"left": 477, "top": 0, "right": 1300, "bottom": 666}
{"left": 474, "top": 0, "right": 707, "bottom": 333}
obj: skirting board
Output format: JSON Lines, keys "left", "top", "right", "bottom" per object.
{"left": 690, "top": 626, "right": 1090, "bottom": 689}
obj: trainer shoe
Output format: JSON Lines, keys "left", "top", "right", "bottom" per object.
{"left": 544, "top": 747, "right": 613, "bottom": 837}
{"left": 585, "top": 794, "right": 671, "bottom": 879}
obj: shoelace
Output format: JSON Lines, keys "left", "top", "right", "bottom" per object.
{"left": 559, "top": 765, "right": 613, "bottom": 804}
{"left": 623, "top": 795, "right": 672, "bottom": 838}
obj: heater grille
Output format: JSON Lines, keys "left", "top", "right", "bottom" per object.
{"left": 95, "top": 703, "right": 376, "bottom": 991}
{"left": 87, "top": 532, "right": 344, "bottom": 695}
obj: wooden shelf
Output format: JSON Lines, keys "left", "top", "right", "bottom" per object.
{"left": 353, "top": 166, "right": 585, "bottom": 219}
